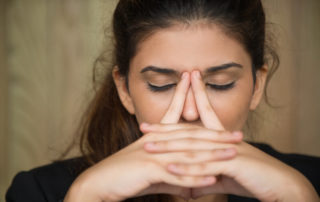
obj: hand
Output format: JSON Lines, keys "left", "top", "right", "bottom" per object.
{"left": 138, "top": 123, "right": 242, "bottom": 199}
{"left": 143, "top": 71, "right": 319, "bottom": 202}
{"left": 64, "top": 72, "right": 241, "bottom": 202}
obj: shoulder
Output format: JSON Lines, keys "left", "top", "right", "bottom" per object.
{"left": 229, "top": 142, "right": 320, "bottom": 202}
{"left": 6, "top": 157, "right": 87, "bottom": 202}
{"left": 251, "top": 142, "right": 320, "bottom": 195}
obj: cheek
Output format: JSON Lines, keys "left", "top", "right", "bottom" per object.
{"left": 130, "top": 85, "right": 174, "bottom": 124}
{"left": 207, "top": 85, "right": 253, "bottom": 131}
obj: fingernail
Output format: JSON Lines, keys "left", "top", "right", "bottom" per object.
{"left": 168, "top": 164, "right": 180, "bottom": 173}
{"left": 193, "top": 71, "right": 201, "bottom": 78}
{"left": 232, "top": 131, "right": 242, "bottom": 137}
{"left": 224, "top": 148, "right": 236, "bottom": 155}
{"left": 182, "top": 72, "right": 188, "bottom": 79}
{"left": 144, "top": 142, "right": 156, "bottom": 149}
{"left": 203, "top": 176, "right": 215, "bottom": 183}
{"left": 140, "top": 122, "right": 150, "bottom": 128}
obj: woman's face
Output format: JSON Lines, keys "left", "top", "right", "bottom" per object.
{"left": 114, "top": 24, "right": 267, "bottom": 131}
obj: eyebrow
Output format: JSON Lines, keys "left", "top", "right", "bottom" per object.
{"left": 140, "top": 62, "right": 243, "bottom": 75}
{"left": 205, "top": 62, "right": 243, "bottom": 73}
{"left": 140, "top": 66, "right": 176, "bottom": 74}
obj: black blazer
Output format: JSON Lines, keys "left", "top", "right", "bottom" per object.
{"left": 6, "top": 143, "right": 320, "bottom": 202}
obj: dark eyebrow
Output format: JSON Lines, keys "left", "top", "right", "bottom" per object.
{"left": 140, "top": 62, "right": 243, "bottom": 75}
{"left": 140, "top": 66, "right": 177, "bottom": 75}
{"left": 205, "top": 62, "right": 243, "bottom": 73}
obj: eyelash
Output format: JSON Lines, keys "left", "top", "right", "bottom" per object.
{"left": 147, "top": 82, "right": 235, "bottom": 92}
{"left": 148, "top": 83, "right": 176, "bottom": 92}
{"left": 206, "top": 82, "right": 235, "bottom": 91}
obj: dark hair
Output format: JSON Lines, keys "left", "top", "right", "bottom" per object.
{"left": 74, "top": 1, "right": 279, "bottom": 201}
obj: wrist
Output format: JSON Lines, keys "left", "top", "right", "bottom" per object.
{"left": 65, "top": 170, "right": 117, "bottom": 202}
{"left": 64, "top": 177, "right": 100, "bottom": 202}
{"left": 65, "top": 170, "right": 121, "bottom": 202}
{"left": 277, "top": 169, "right": 319, "bottom": 202}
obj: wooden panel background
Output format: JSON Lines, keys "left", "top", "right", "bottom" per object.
{"left": 0, "top": 0, "right": 319, "bottom": 199}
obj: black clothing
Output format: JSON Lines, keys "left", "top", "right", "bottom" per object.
{"left": 6, "top": 143, "right": 320, "bottom": 202}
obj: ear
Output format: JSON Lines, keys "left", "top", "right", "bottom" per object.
{"left": 249, "top": 65, "right": 268, "bottom": 110}
{"left": 112, "top": 67, "right": 135, "bottom": 114}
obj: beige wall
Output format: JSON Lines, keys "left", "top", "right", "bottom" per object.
{"left": 0, "top": 0, "right": 319, "bottom": 199}
{"left": 0, "top": 0, "right": 118, "bottom": 197}
{"left": 258, "top": 0, "right": 320, "bottom": 155}
{"left": 0, "top": 0, "right": 9, "bottom": 198}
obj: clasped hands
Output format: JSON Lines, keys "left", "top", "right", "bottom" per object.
{"left": 65, "top": 71, "right": 318, "bottom": 202}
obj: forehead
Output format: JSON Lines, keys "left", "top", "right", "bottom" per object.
{"left": 130, "top": 24, "right": 251, "bottom": 74}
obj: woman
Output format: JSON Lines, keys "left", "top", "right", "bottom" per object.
{"left": 6, "top": 0, "right": 320, "bottom": 201}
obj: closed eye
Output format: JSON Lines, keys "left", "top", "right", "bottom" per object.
{"left": 147, "top": 82, "right": 234, "bottom": 92}
{"left": 206, "top": 82, "right": 235, "bottom": 91}
{"left": 147, "top": 83, "right": 176, "bottom": 92}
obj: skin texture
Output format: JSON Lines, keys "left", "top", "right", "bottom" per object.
{"left": 119, "top": 24, "right": 264, "bottom": 131}
{"left": 64, "top": 24, "right": 319, "bottom": 202}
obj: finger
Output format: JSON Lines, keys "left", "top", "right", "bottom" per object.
{"left": 167, "top": 160, "right": 232, "bottom": 177}
{"left": 192, "top": 176, "right": 252, "bottom": 199}
{"left": 147, "top": 160, "right": 217, "bottom": 191}
{"left": 153, "top": 149, "right": 237, "bottom": 164}
{"left": 140, "top": 122, "right": 202, "bottom": 133}
{"left": 137, "top": 183, "right": 191, "bottom": 200}
{"left": 191, "top": 71, "right": 225, "bottom": 130}
{"left": 160, "top": 173, "right": 217, "bottom": 188}
{"left": 191, "top": 183, "right": 225, "bottom": 198}
{"left": 144, "top": 138, "right": 238, "bottom": 153}
{"left": 160, "top": 72, "right": 190, "bottom": 124}
{"left": 142, "top": 129, "right": 243, "bottom": 144}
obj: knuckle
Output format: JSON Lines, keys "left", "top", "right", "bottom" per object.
{"left": 210, "top": 150, "right": 219, "bottom": 159}
{"left": 185, "top": 138, "right": 197, "bottom": 146}
{"left": 197, "top": 163, "right": 207, "bottom": 172}
{"left": 184, "top": 151, "right": 197, "bottom": 160}
{"left": 156, "top": 141, "right": 168, "bottom": 150}
{"left": 179, "top": 164, "right": 189, "bottom": 174}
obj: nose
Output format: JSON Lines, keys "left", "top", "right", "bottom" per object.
{"left": 181, "top": 87, "right": 200, "bottom": 122}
